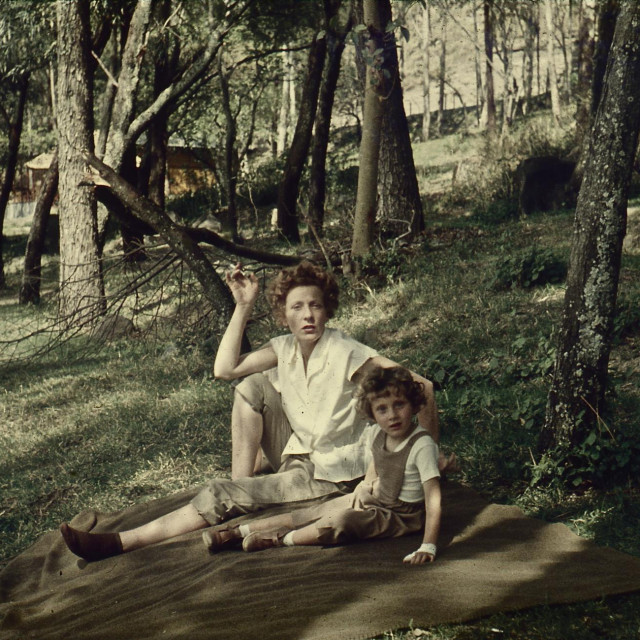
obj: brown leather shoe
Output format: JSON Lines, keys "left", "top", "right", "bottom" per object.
{"left": 242, "top": 528, "right": 290, "bottom": 553}
{"left": 202, "top": 526, "right": 242, "bottom": 552}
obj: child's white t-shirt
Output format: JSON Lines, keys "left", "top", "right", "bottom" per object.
{"left": 362, "top": 424, "right": 440, "bottom": 503}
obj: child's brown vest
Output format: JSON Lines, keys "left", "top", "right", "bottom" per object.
{"left": 372, "top": 428, "right": 428, "bottom": 505}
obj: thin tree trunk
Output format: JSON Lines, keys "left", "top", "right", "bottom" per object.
{"left": 0, "top": 72, "right": 29, "bottom": 288}
{"left": 308, "top": 2, "right": 348, "bottom": 236}
{"left": 85, "top": 151, "right": 234, "bottom": 323}
{"left": 484, "top": 0, "right": 497, "bottom": 135}
{"left": 500, "top": 18, "right": 515, "bottom": 133}
{"left": 541, "top": 1, "right": 640, "bottom": 450}
{"left": 573, "top": 2, "right": 595, "bottom": 150}
{"left": 49, "top": 62, "right": 57, "bottom": 129}
{"left": 520, "top": 5, "right": 537, "bottom": 116}
{"left": 276, "top": 49, "right": 292, "bottom": 156}
{"left": 377, "top": 0, "right": 424, "bottom": 237}
{"left": 276, "top": 33, "right": 327, "bottom": 243}
{"left": 351, "top": 0, "right": 386, "bottom": 260}
{"left": 436, "top": 10, "right": 447, "bottom": 136}
{"left": 97, "top": 0, "right": 153, "bottom": 246}
{"left": 544, "top": 0, "right": 561, "bottom": 122}
{"left": 218, "top": 51, "right": 240, "bottom": 241}
{"left": 56, "top": 0, "right": 105, "bottom": 324}
{"left": 473, "top": 3, "right": 483, "bottom": 124}
{"left": 422, "top": 3, "right": 432, "bottom": 141}
{"left": 591, "top": 0, "right": 619, "bottom": 118}
{"left": 20, "top": 153, "right": 59, "bottom": 305}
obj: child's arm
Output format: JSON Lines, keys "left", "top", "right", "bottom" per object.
{"left": 363, "top": 458, "right": 377, "bottom": 484}
{"left": 403, "top": 477, "right": 441, "bottom": 564}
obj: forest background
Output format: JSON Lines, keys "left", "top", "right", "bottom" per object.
{"left": 1, "top": 0, "right": 640, "bottom": 638}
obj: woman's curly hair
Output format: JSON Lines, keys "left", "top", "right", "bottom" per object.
{"left": 267, "top": 261, "right": 340, "bottom": 326}
{"left": 356, "top": 366, "right": 426, "bottom": 421}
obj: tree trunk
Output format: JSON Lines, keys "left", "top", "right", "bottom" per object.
{"left": 544, "top": 0, "right": 561, "bottom": 123}
{"left": 572, "top": 1, "right": 617, "bottom": 191}
{"left": 421, "top": 3, "right": 432, "bottom": 141}
{"left": 97, "top": 0, "right": 153, "bottom": 246}
{"left": 541, "top": 1, "right": 640, "bottom": 450}
{"left": 0, "top": 72, "right": 29, "bottom": 289}
{"left": 473, "top": 3, "right": 483, "bottom": 124}
{"left": 275, "top": 49, "right": 292, "bottom": 157}
{"left": 19, "top": 153, "right": 59, "bottom": 305}
{"left": 591, "top": 0, "right": 619, "bottom": 118}
{"left": 56, "top": 0, "right": 105, "bottom": 325}
{"left": 351, "top": 0, "right": 387, "bottom": 260}
{"left": 483, "top": 0, "right": 497, "bottom": 135}
{"left": 308, "top": 1, "right": 348, "bottom": 236}
{"left": 436, "top": 10, "right": 447, "bottom": 136}
{"left": 520, "top": 4, "right": 537, "bottom": 116}
{"left": 85, "top": 152, "right": 235, "bottom": 327}
{"left": 377, "top": 0, "right": 424, "bottom": 238}
{"left": 573, "top": 3, "right": 595, "bottom": 149}
{"left": 218, "top": 51, "right": 240, "bottom": 241}
{"left": 500, "top": 17, "right": 516, "bottom": 133}
{"left": 276, "top": 34, "right": 327, "bottom": 243}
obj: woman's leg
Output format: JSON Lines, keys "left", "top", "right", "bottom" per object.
{"left": 231, "top": 393, "right": 264, "bottom": 480}
{"left": 119, "top": 503, "right": 208, "bottom": 552}
{"left": 231, "top": 373, "right": 292, "bottom": 480}
{"left": 61, "top": 503, "right": 209, "bottom": 561}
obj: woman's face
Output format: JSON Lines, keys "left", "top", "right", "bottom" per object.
{"left": 284, "top": 285, "right": 328, "bottom": 349}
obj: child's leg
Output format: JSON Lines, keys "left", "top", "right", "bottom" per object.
{"left": 289, "top": 523, "right": 324, "bottom": 546}
{"left": 241, "top": 521, "right": 325, "bottom": 552}
{"left": 243, "top": 511, "right": 295, "bottom": 534}
{"left": 202, "top": 512, "right": 296, "bottom": 552}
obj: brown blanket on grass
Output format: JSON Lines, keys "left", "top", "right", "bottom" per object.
{"left": 2, "top": 482, "right": 640, "bottom": 640}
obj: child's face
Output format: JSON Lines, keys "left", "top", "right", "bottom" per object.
{"left": 369, "top": 388, "right": 415, "bottom": 443}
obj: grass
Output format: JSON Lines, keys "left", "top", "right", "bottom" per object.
{"left": 2, "top": 120, "right": 640, "bottom": 638}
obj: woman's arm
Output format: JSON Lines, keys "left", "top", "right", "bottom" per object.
{"left": 213, "top": 264, "right": 278, "bottom": 380}
{"left": 403, "top": 477, "right": 441, "bottom": 565}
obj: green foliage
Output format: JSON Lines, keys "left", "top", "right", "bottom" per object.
{"left": 529, "top": 426, "right": 640, "bottom": 490}
{"left": 613, "top": 293, "right": 640, "bottom": 343}
{"left": 491, "top": 246, "right": 568, "bottom": 290}
{"left": 238, "top": 158, "right": 284, "bottom": 208}
{"left": 422, "top": 351, "right": 470, "bottom": 390}
{"left": 473, "top": 197, "right": 520, "bottom": 225}
{"left": 356, "top": 243, "right": 405, "bottom": 287}
{"left": 502, "top": 334, "right": 557, "bottom": 381}
{"left": 166, "top": 186, "right": 225, "bottom": 222}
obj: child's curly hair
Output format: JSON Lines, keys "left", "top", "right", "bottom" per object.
{"left": 267, "top": 261, "right": 340, "bottom": 326}
{"left": 356, "top": 366, "right": 426, "bottom": 421}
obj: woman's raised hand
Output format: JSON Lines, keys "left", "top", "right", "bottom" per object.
{"left": 225, "top": 263, "right": 259, "bottom": 307}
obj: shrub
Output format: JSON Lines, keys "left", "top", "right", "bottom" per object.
{"left": 491, "top": 246, "right": 567, "bottom": 290}
{"left": 166, "top": 186, "right": 224, "bottom": 223}
{"left": 613, "top": 294, "right": 640, "bottom": 343}
{"left": 529, "top": 427, "right": 640, "bottom": 489}
{"left": 238, "top": 158, "right": 285, "bottom": 207}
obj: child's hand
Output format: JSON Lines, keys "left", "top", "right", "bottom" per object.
{"left": 403, "top": 543, "right": 436, "bottom": 564}
{"left": 403, "top": 551, "right": 434, "bottom": 564}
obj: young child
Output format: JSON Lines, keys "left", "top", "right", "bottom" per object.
{"left": 202, "top": 366, "right": 442, "bottom": 564}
